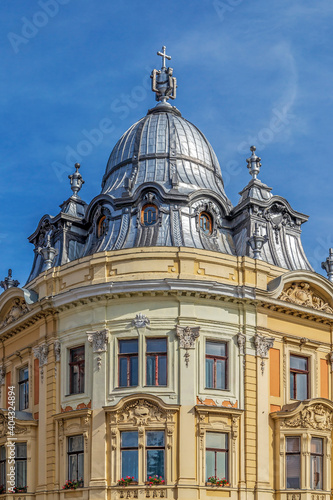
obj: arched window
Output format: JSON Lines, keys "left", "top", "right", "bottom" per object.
{"left": 97, "top": 215, "right": 107, "bottom": 238}
{"left": 199, "top": 212, "right": 212, "bottom": 235}
{"left": 141, "top": 205, "right": 158, "bottom": 226}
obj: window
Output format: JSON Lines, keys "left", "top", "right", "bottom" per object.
{"left": 68, "top": 435, "right": 84, "bottom": 486}
{"left": 286, "top": 437, "right": 300, "bottom": 489}
{"left": 69, "top": 346, "right": 85, "bottom": 394}
{"left": 146, "top": 431, "right": 165, "bottom": 480}
{"left": 121, "top": 431, "right": 138, "bottom": 480}
{"left": 97, "top": 215, "right": 107, "bottom": 238}
{"left": 119, "top": 340, "right": 138, "bottom": 387}
{"left": 141, "top": 205, "right": 158, "bottom": 226}
{"left": 311, "top": 438, "right": 323, "bottom": 490}
{"left": 206, "top": 432, "right": 228, "bottom": 481}
{"left": 199, "top": 212, "right": 212, "bottom": 235}
{"left": 15, "top": 443, "right": 27, "bottom": 491}
{"left": 0, "top": 446, "right": 5, "bottom": 493}
{"left": 290, "top": 355, "right": 308, "bottom": 400}
{"left": 206, "top": 341, "right": 227, "bottom": 390}
{"left": 18, "top": 367, "right": 29, "bottom": 411}
{"left": 146, "top": 338, "right": 167, "bottom": 386}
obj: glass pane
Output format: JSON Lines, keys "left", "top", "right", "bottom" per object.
{"left": 286, "top": 437, "right": 300, "bottom": 453}
{"left": 78, "top": 453, "right": 84, "bottom": 482}
{"left": 216, "top": 359, "right": 226, "bottom": 390}
{"left": 286, "top": 455, "right": 300, "bottom": 489}
{"left": 16, "top": 460, "right": 27, "bottom": 488}
{"left": 206, "top": 433, "right": 227, "bottom": 450}
{"left": 216, "top": 451, "right": 227, "bottom": 479}
{"left": 147, "top": 449, "right": 164, "bottom": 478}
{"left": 16, "top": 443, "right": 27, "bottom": 458}
{"left": 119, "top": 339, "right": 138, "bottom": 354}
{"left": 147, "top": 338, "right": 167, "bottom": 353}
{"left": 68, "top": 435, "right": 84, "bottom": 452}
{"left": 70, "top": 346, "right": 84, "bottom": 363}
{"left": 206, "top": 341, "right": 226, "bottom": 357}
{"left": 290, "top": 355, "right": 307, "bottom": 371}
{"left": 158, "top": 355, "right": 167, "bottom": 386}
{"left": 311, "top": 455, "right": 323, "bottom": 490}
{"left": 206, "top": 450, "right": 215, "bottom": 479}
{"left": 0, "top": 462, "right": 5, "bottom": 487}
{"left": 121, "top": 432, "right": 138, "bottom": 448}
{"left": 119, "top": 357, "right": 128, "bottom": 387}
{"left": 69, "top": 454, "right": 77, "bottom": 481}
{"left": 311, "top": 438, "right": 323, "bottom": 454}
{"left": 122, "top": 450, "right": 138, "bottom": 480}
{"left": 206, "top": 358, "right": 214, "bottom": 388}
{"left": 146, "top": 431, "right": 164, "bottom": 447}
{"left": 0, "top": 446, "right": 5, "bottom": 460}
{"left": 146, "top": 356, "right": 156, "bottom": 385}
{"left": 296, "top": 373, "right": 308, "bottom": 400}
{"left": 19, "top": 368, "right": 28, "bottom": 381}
{"left": 290, "top": 372, "right": 295, "bottom": 398}
{"left": 130, "top": 356, "right": 138, "bottom": 386}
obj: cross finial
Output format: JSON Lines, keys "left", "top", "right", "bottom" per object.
{"left": 157, "top": 46, "right": 171, "bottom": 69}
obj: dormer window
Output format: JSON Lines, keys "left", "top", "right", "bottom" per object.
{"left": 199, "top": 212, "right": 212, "bottom": 235}
{"left": 141, "top": 205, "right": 158, "bottom": 226}
{"left": 97, "top": 215, "right": 107, "bottom": 238}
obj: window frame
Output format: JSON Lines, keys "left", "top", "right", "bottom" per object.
{"left": 285, "top": 436, "right": 301, "bottom": 490}
{"left": 205, "top": 340, "right": 228, "bottom": 391}
{"left": 15, "top": 442, "right": 27, "bottom": 491}
{"left": 18, "top": 366, "right": 29, "bottom": 411}
{"left": 0, "top": 445, "right": 6, "bottom": 493}
{"left": 310, "top": 437, "right": 324, "bottom": 491}
{"left": 141, "top": 204, "right": 158, "bottom": 227}
{"left": 97, "top": 215, "right": 107, "bottom": 238}
{"left": 67, "top": 435, "right": 84, "bottom": 487}
{"left": 118, "top": 339, "right": 138, "bottom": 388}
{"left": 199, "top": 212, "right": 213, "bottom": 235}
{"left": 145, "top": 430, "right": 165, "bottom": 481}
{"left": 69, "top": 346, "right": 85, "bottom": 395}
{"left": 205, "top": 432, "right": 229, "bottom": 482}
{"left": 146, "top": 338, "right": 167, "bottom": 387}
{"left": 290, "top": 354, "right": 309, "bottom": 400}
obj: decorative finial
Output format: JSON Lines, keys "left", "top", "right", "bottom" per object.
{"left": 247, "top": 223, "right": 268, "bottom": 259}
{"left": 0, "top": 269, "right": 20, "bottom": 291}
{"left": 322, "top": 248, "right": 333, "bottom": 282}
{"left": 37, "top": 235, "right": 58, "bottom": 270}
{"left": 151, "top": 45, "right": 177, "bottom": 105}
{"left": 246, "top": 146, "right": 262, "bottom": 180}
{"left": 68, "top": 163, "right": 84, "bottom": 198}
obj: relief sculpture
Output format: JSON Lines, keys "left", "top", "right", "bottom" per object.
{"left": 279, "top": 282, "right": 333, "bottom": 314}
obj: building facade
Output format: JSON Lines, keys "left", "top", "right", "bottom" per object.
{"left": 1, "top": 47, "right": 333, "bottom": 500}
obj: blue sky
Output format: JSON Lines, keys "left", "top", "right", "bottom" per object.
{"left": 1, "top": 0, "right": 333, "bottom": 287}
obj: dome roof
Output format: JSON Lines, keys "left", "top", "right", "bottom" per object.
{"left": 101, "top": 106, "right": 229, "bottom": 204}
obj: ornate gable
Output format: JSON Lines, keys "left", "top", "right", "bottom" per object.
{"left": 278, "top": 282, "right": 333, "bottom": 314}
{"left": 272, "top": 399, "right": 333, "bottom": 432}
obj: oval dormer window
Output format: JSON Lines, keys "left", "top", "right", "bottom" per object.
{"left": 141, "top": 205, "right": 158, "bottom": 226}
{"left": 97, "top": 215, "right": 107, "bottom": 238}
{"left": 199, "top": 212, "right": 212, "bottom": 235}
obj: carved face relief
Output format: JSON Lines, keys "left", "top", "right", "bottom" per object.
{"left": 115, "top": 400, "right": 169, "bottom": 426}
{"left": 0, "top": 299, "right": 29, "bottom": 329}
{"left": 282, "top": 404, "right": 333, "bottom": 431}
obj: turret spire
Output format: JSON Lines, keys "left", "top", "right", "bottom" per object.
{"left": 151, "top": 45, "right": 177, "bottom": 105}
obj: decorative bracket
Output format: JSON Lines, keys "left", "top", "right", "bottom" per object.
{"left": 176, "top": 326, "right": 200, "bottom": 367}
{"left": 87, "top": 329, "right": 109, "bottom": 371}
{"left": 33, "top": 343, "right": 49, "bottom": 381}
{"left": 254, "top": 334, "right": 274, "bottom": 374}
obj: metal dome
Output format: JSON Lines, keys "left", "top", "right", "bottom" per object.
{"left": 101, "top": 105, "right": 229, "bottom": 203}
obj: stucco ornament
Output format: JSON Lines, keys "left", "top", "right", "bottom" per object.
{"left": 0, "top": 367, "right": 5, "bottom": 386}
{"left": 176, "top": 326, "right": 200, "bottom": 367}
{"left": 87, "top": 329, "right": 109, "bottom": 370}
{"left": 132, "top": 313, "right": 150, "bottom": 328}
{"left": 279, "top": 282, "right": 333, "bottom": 314}
{"left": 53, "top": 340, "right": 61, "bottom": 362}
{"left": 0, "top": 413, "right": 28, "bottom": 437}
{"left": 115, "top": 399, "right": 174, "bottom": 426}
{"left": 282, "top": 404, "right": 333, "bottom": 431}
{"left": 0, "top": 299, "right": 29, "bottom": 329}
{"left": 254, "top": 333, "right": 274, "bottom": 374}
{"left": 33, "top": 342, "right": 49, "bottom": 381}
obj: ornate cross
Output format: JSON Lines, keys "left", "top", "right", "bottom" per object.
{"left": 157, "top": 46, "right": 171, "bottom": 68}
